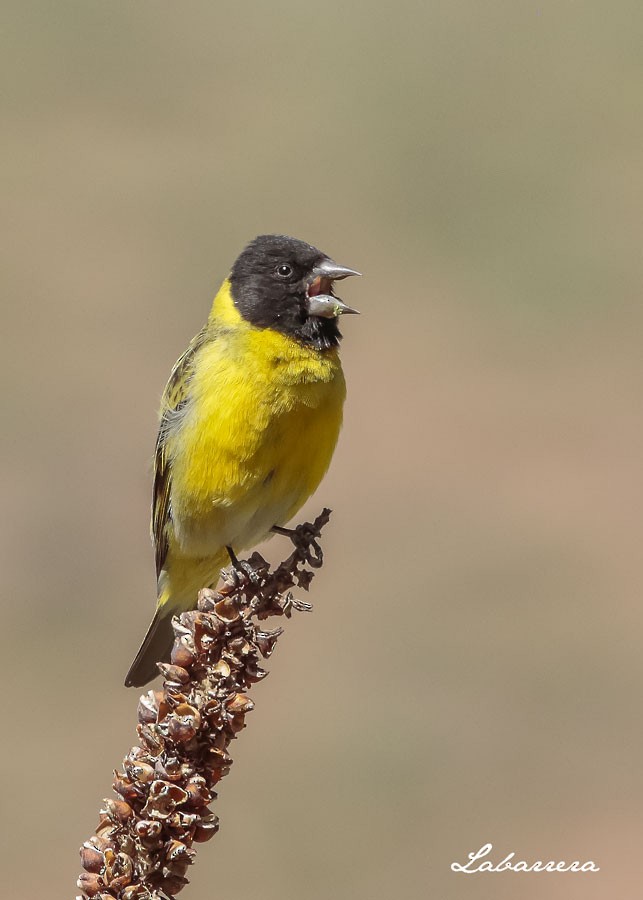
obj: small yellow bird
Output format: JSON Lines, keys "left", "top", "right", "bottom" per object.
{"left": 125, "top": 234, "right": 360, "bottom": 687}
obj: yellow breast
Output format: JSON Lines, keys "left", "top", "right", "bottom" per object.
{"left": 167, "top": 280, "right": 346, "bottom": 556}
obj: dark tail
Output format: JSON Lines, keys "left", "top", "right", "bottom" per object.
{"left": 124, "top": 607, "right": 175, "bottom": 688}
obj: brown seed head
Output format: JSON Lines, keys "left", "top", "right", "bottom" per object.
{"left": 77, "top": 510, "right": 331, "bottom": 899}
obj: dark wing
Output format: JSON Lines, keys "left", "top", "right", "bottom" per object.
{"left": 152, "top": 329, "right": 207, "bottom": 580}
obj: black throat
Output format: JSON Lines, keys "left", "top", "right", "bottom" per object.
{"left": 230, "top": 277, "right": 342, "bottom": 351}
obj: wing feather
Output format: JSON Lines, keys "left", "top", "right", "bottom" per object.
{"left": 152, "top": 329, "right": 208, "bottom": 579}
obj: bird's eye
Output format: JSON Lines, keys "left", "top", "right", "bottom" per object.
{"left": 276, "top": 264, "right": 293, "bottom": 278}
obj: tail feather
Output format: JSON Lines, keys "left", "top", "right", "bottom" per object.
{"left": 124, "top": 607, "right": 175, "bottom": 688}
{"left": 126, "top": 551, "right": 228, "bottom": 687}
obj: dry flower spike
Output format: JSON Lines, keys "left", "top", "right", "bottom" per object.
{"left": 77, "top": 509, "right": 331, "bottom": 900}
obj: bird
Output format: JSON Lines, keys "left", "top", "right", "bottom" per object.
{"left": 124, "top": 234, "right": 360, "bottom": 687}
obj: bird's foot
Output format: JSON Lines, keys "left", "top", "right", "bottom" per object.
{"left": 226, "top": 545, "right": 262, "bottom": 587}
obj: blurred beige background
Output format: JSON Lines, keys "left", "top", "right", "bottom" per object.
{"left": 2, "top": 2, "right": 643, "bottom": 898}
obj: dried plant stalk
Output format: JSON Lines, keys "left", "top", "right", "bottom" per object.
{"left": 77, "top": 509, "right": 331, "bottom": 900}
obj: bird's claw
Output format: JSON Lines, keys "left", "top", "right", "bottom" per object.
{"left": 225, "top": 545, "right": 262, "bottom": 588}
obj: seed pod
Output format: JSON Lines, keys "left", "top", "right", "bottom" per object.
{"left": 202, "top": 699, "right": 223, "bottom": 726}
{"left": 213, "top": 659, "right": 231, "bottom": 678}
{"left": 137, "top": 691, "right": 159, "bottom": 724}
{"left": 175, "top": 810, "right": 200, "bottom": 829}
{"left": 227, "top": 716, "right": 244, "bottom": 735}
{"left": 208, "top": 729, "right": 228, "bottom": 751}
{"left": 80, "top": 843, "right": 104, "bottom": 873}
{"left": 164, "top": 756, "right": 183, "bottom": 780}
{"left": 135, "top": 818, "right": 163, "bottom": 846}
{"left": 112, "top": 772, "right": 140, "bottom": 802}
{"left": 102, "top": 798, "right": 133, "bottom": 823}
{"left": 167, "top": 703, "right": 200, "bottom": 744}
{"left": 119, "top": 834, "right": 136, "bottom": 857}
{"left": 127, "top": 745, "right": 149, "bottom": 762}
{"left": 125, "top": 760, "right": 155, "bottom": 784}
{"left": 193, "top": 813, "right": 220, "bottom": 843}
{"left": 176, "top": 703, "right": 201, "bottom": 726}
{"left": 245, "top": 660, "right": 268, "bottom": 682}
{"left": 254, "top": 627, "right": 283, "bottom": 657}
{"left": 121, "top": 886, "right": 150, "bottom": 900}
{"left": 180, "top": 761, "right": 196, "bottom": 779}
{"left": 142, "top": 780, "right": 189, "bottom": 819}
{"left": 205, "top": 748, "right": 232, "bottom": 784}
{"left": 165, "top": 861, "right": 191, "bottom": 881}
{"left": 172, "top": 618, "right": 195, "bottom": 638}
{"left": 155, "top": 693, "right": 172, "bottom": 723}
{"left": 206, "top": 746, "right": 232, "bottom": 767}
{"left": 177, "top": 609, "right": 201, "bottom": 628}
{"left": 197, "top": 632, "right": 217, "bottom": 652}
{"left": 87, "top": 835, "right": 116, "bottom": 854}
{"left": 165, "top": 840, "right": 195, "bottom": 864}
{"left": 184, "top": 776, "right": 210, "bottom": 808}
{"left": 198, "top": 610, "right": 225, "bottom": 634}
{"left": 226, "top": 693, "right": 254, "bottom": 715}
{"left": 228, "top": 636, "right": 252, "bottom": 656}
{"left": 77, "top": 872, "right": 103, "bottom": 897}
{"left": 104, "top": 850, "right": 133, "bottom": 887}
{"left": 193, "top": 615, "right": 225, "bottom": 653}
{"left": 94, "top": 817, "right": 116, "bottom": 840}
{"left": 158, "top": 663, "right": 190, "bottom": 684}
{"left": 155, "top": 755, "right": 182, "bottom": 782}
{"left": 167, "top": 718, "right": 197, "bottom": 744}
{"left": 137, "top": 723, "right": 165, "bottom": 756}
{"left": 197, "top": 587, "right": 223, "bottom": 612}
{"left": 170, "top": 634, "right": 196, "bottom": 669}
{"left": 213, "top": 597, "right": 240, "bottom": 623}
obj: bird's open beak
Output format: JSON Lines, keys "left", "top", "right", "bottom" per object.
{"left": 306, "top": 258, "right": 361, "bottom": 318}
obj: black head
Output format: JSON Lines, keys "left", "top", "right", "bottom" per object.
{"left": 229, "top": 234, "right": 360, "bottom": 351}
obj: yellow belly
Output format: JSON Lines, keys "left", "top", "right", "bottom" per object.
{"left": 165, "top": 301, "right": 346, "bottom": 565}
